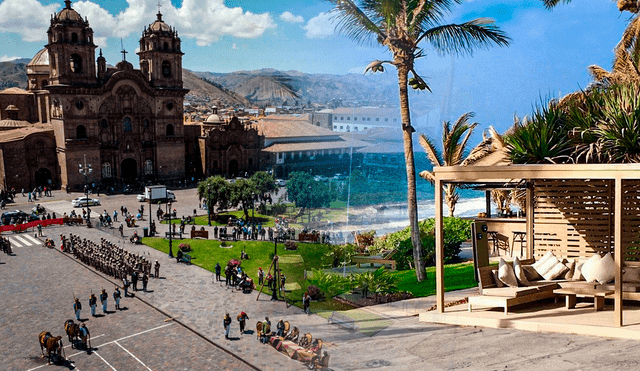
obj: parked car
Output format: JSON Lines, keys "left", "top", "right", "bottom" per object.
{"left": 1, "top": 210, "right": 40, "bottom": 225}
{"left": 276, "top": 179, "right": 287, "bottom": 187}
{"left": 71, "top": 196, "right": 101, "bottom": 207}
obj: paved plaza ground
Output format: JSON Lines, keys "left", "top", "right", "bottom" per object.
{"left": 4, "top": 189, "right": 640, "bottom": 370}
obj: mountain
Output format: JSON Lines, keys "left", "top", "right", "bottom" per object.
{"left": 193, "top": 69, "right": 400, "bottom": 106}
{"left": 0, "top": 62, "right": 28, "bottom": 90}
{"left": 182, "top": 69, "right": 250, "bottom": 106}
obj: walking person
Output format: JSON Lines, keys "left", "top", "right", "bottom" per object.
{"left": 78, "top": 323, "right": 90, "bottom": 351}
{"left": 223, "top": 313, "right": 232, "bottom": 340}
{"left": 215, "top": 263, "right": 221, "bottom": 282}
{"left": 276, "top": 319, "right": 285, "bottom": 337}
{"left": 89, "top": 293, "right": 97, "bottom": 317}
{"left": 37, "top": 224, "right": 43, "bottom": 237}
{"left": 122, "top": 277, "right": 130, "bottom": 297}
{"left": 142, "top": 273, "right": 148, "bottom": 292}
{"left": 154, "top": 260, "right": 160, "bottom": 278}
{"left": 237, "top": 311, "right": 249, "bottom": 334}
{"left": 113, "top": 210, "right": 118, "bottom": 222}
{"left": 303, "top": 291, "right": 311, "bottom": 315}
{"left": 119, "top": 223, "right": 124, "bottom": 237}
{"left": 73, "top": 298, "right": 82, "bottom": 321}
{"left": 132, "top": 271, "right": 138, "bottom": 291}
{"left": 113, "top": 287, "right": 122, "bottom": 310}
{"left": 100, "top": 289, "right": 108, "bottom": 313}
{"left": 258, "top": 267, "right": 264, "bottom": 286}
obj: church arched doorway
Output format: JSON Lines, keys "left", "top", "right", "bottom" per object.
{"left": 229, "top": 160, "right": 239, "bottom": 178}
{"left": 35, "top": 168, "right": 52, "bottom": 188}
{"left": 121, "top": 158, "right": 138, "bottom": 181}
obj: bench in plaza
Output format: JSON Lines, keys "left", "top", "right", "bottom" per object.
{"left": 190, "top": 230, "right": 209, "bottom": 239}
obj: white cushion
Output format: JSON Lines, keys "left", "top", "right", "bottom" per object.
{"left": 564, "top": 260, "right": 576, "bottom": 280}
{"left": 522, "top": 265, "right": 542, "bottom": 281}
{"left": 580, "top": 254, "right": 602, "bottom": 283}
{"left": 498, "top": 258, "right": 518, "bottom": 288}
{"left": 513, "top": 256, "right": 530, "bottom": 286}
{"left": 531, "top": 251, "right": 568, "bottom": 280}
{"left": 623, "top": 266, "right": 640, "bottom": 283}
{"left": 582, "top": 252, "right": 616, "bottom": 285}
{"left": 491, "top": 269, "right": 506, "bottom": 287}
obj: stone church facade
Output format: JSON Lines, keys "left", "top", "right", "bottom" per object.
{"left": 0, "top": 0, "right": 188, "bottom": 191}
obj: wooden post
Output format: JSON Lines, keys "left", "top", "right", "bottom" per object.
{"left": 435, "top": 178, "right": 445, "bottom": 313}
{"left": 614, "top": 178, "right": 623, "bottom": 327}
{"left": 485, "top": 190, "right": 491, "bottom": 217}
{"left": 526, "top": 182, "right": 534, "bottom": 260}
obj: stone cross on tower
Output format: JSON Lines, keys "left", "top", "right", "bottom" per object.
{"left": 120, "top": 38, "right": 128, "bottom": 61}
{"left": 157, "top": 1, "right": 162, "bottom": 13}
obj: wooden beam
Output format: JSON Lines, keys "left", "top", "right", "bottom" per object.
{"left": 485, "top": 190, "right": 491, "bottom": 217}
{"left": 615, "top": 178, "right": 623, "bottom": 327}
{"left": 435, "top": 178, "right": 445, "bottom": 313}
{"left": 526, "top": 181, "right": 533, "bottom": 260}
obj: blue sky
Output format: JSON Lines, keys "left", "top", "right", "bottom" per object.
{"left": 0, "top": 0, "right": 632, "bottom": 132}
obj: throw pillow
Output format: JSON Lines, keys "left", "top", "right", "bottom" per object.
{"left": 491, "top": 269, "right": 506, "bottom": 287}
{"left": 513, "top": 256, "right": 530, "bottom": 286}
{"left": 593, "top": 252, "right": 617, "bottom": 285}
{"left": 564, "top": 260, "right": 576, "bottom": 280}
{"left": 572, "top": 262, "right": 585, "bottom": 281}
{"left": 531, "top": 251, "right": 569, "bottom": 280}
{"left": 623, "top": 266, "right": 640, "bottom": 283}
{"left": 580, "top": 254, "right": 602, "bottom": 283}
{"left": 498, "top": 258, "right": 519, "bottom": 288}
{"left": 522, "top": 265, "right": 542, "bottom": 281}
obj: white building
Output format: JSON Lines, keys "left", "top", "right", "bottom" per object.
{"left": 316, "top": 107, "right": 399, "bottom": 133}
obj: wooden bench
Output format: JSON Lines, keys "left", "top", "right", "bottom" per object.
{"left": 553, "top": 288, "right": 613, "bottom": 311}
{"left": 351, "top": 249, "right": 397, "bottom": 270}
{"left": 299, "top": 233, "right": 319, "bottom": 243}
{"left": 165, "top": 231, "right": 183, "bottom": 239}
{"left": 190, "top": 230, "right": 209, "bottom": 239}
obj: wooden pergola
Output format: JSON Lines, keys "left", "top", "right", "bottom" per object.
{"left": 433, "top": 163, "right": 640, "bottom": 327}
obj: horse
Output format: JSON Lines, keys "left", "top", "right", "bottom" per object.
{"left": 64, "top": 320, "right": 79, "bottom": 348}
{"left": 38, "top": 331, "right": 64, "bottom": 365}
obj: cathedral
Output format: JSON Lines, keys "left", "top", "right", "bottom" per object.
{"left": 0, "top": 0, "right": 188, "bottom": 191}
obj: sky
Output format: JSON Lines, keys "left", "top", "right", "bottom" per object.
{"left": 0, "top": 0, "right": 632, "bottom": 133}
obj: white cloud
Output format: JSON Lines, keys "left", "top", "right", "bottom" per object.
{"left": 0, "top": 55, "right": 22, "bottom": 62}
{"left": 303, "top": 12, "right": 337, "bottom": 39}
{"left": 280, "top": 11, "right": 304, "bottom": 24}
{"left": 0, "top": 0, "right": 276, "bottom": 47}
{"left": 0, "top": 0, "right": 58, "bottom": 42}
{"left": 232, "top": 43, "right": 237, "bottom": 50}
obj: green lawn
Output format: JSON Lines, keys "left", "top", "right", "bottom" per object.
{"left": 161, "top": 210, "right": 276, "bottom": 227}
{"left": 142, "top": 237, "right": 479, "bottom": 312}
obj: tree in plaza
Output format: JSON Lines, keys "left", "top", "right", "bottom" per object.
{"left": 197, "top": 176, "right": 230, "bottom": 225}
{"left": 419, "top": 112, "right": 487, "bottom": 217}
{"left": 250, "top": 171, "right": 277, "bottom": 207}
{"left": 325, "top": 0, "right": 509, "bottom": 281}
{"left": 230, "top": 179, "right": 258, "bottom": 222}
{"left": 286, "top": 172, "right": 332, "bottom": 222}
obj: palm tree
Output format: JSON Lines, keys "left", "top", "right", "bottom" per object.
{"left": 542, "top": 0, "right": 639, "bottom": 12}
{"left": 326, "top": 0, "right": 509, "bottom": 281}
{"left": 419, "top": 112, "right": 487, "bottom": 216}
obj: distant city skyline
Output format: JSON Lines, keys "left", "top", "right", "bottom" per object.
{"left": 0, "top": 0, "right": 632, "bottom": 132}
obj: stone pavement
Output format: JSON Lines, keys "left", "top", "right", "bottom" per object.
{"left": 8, "top": 224, "right": 640, "bottom": 370}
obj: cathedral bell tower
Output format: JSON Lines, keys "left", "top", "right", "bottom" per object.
{"left": 137, "top": 10, "right": 184, "bottom": 89}
{"left": 46, "top": 0, "right": 97, "bottom": 86}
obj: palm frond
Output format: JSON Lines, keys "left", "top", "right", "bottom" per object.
{"left": 409, "top": 0, "right": 462, "bottom": 36}
{"left": 488, "top": 126, "right": 506, "bottom": 149}
{"left": 588, "top": 64, "right": 612, "bottom": 82}
{"left": 540, "top": 0, "right": 572, "bottom": 10}
{"left": 419, "top": 133, "right": 443, "bottom": 167}
{"left": 419, "top": 170, "right": 435, "bottom": 184}
{"left": 419, "top": 18, "right": 510, "bottom": 56}
{"left": 326, "top": 0, "right": 386, "bottom": 46}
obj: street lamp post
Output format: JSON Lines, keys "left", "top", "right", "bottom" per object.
{"left": 78, "top": 155, "right": 92, "bottom": 228}
{"left": 207, "top": 185, "right": 212, "bottom": 226}
{"left": 166, "top": 200, "right": 173, "bottom": 258}
{"left": 272, "top": 229, "right": 280, "bottom": 301}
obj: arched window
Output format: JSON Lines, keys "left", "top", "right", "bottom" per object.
{"left": 163, "top": 42, "right": 169, "bottom": 51}
{"left": 70, "top": 54, "right": 82, "bottom": 73}
{"left": 102, "top": 162, "right": 112, "bottom": 178}
{"left": 76, "top": 125, "right": 87, "bottom": 139}
{"left": 71, "top": 33, "right": 78, "bottom": 43}
{"left": 166, "top": 124, "right": 174, "bottom": 136}
{"left": 144, "top": 160, "right": 153, "bottom": 175}
{"left": 123, "top": 117, "right": 132, "bottom": 132}
{"left": 162, "top": 61, "right": 171, "bottom": 78}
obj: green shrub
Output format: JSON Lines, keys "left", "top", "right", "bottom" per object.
{"left": 308, "top": 269, "right": 351, "bottom": 299}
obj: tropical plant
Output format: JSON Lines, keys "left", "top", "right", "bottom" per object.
{"left": 250, "top": 171, "right": 277, "bottom": 205}
{"left": 325, "top": 0, "right": 509, "bottom": 282}
{"left": 197, "top": 176, "right": 230, "bottom": 225}
{"left": 308, "top": 268, "right": 351, "bottom": 299}
{"left": 419, "top": 112, "right": 487, "bottom": 216}
{"left": 542, "top": 0, "right": 639, "bottom": 13}
{"left": 504, "top": 102, "right": 573, "bottom": 164}
{"left": 229, "top": 179, "right": 257, "bottom": 222}
{"left": 350, "top": 267, "right": 398, "bottom": 301}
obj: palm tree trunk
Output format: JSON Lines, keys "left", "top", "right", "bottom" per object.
{"left": 397, "top": 66, "right": 426, "bottom": 282}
